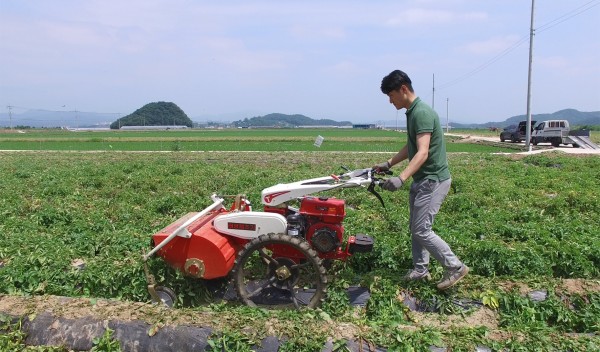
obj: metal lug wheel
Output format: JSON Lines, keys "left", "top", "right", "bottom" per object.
{"left": 232, "top": 233, "right": 328, "bottom": 309}
{"left": 153, "top": 286, "right": 177, "bottom": 308}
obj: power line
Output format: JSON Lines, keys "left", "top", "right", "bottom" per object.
{"left": 536, "top": 0, "right": 600, "bottom": 33}
{"left": 437, "top": 0, "right": 600, "bottom": 91}
{"left": 437, "top": 35, "right": 530, "bottom": 90}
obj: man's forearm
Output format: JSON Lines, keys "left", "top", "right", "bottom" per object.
{"left": 388, "top": 145, "right": 408, "bottom": 167}
{"left": 399, "top": 150, "right": 427, "bottom": 182}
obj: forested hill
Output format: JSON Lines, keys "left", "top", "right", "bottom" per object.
{"left": 110, "top": 102, "right": 193, "bottom": 129}
{"left": 233, "top": 113, "right": 353, "bottom": 128}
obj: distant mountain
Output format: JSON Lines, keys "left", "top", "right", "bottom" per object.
{"left": 452, "top": 109, "right": 600, "bottom": 129}
{"left": 0, "top": 109, "right": 118, "bottom": 128}
{"left": 3, "top": 106, "right": 598, "bottom": 129}
{"left": 110, "top": 102, "right": 192, "bottom": 129}
{"left": 232, "top": 113, "right": 353, "bottom": 128}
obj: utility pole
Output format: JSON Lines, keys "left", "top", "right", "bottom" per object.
{"left": 432, "top": 74, "right": 435, "bottom": 110}
{"left": 525, "top": 0, "right": 536, "bottom": 152}
{"left": 446, "top": 98, "right": 450, "bottom": 133}
{"left": 7, "top": 105, "right": 13, "bottom": 129}
{"left": 62, "top": 105, "right": 67, "bottom": 128}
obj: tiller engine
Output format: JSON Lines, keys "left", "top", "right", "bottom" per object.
{"left": 143, "top": 168, "right": 386, "bottom": 309}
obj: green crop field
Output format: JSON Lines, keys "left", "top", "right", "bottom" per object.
{"left": 0, "top": 128, "right": 521, "bottom": 153}
{"left": 0, "top": 130, "right": 599, "bottom": 351}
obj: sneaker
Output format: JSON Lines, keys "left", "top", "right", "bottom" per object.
{"left": 402, "top": 269, "right": 432, "bottom": 282}
{"left": 437, "top": 265, "right": 469, "bottom": 290}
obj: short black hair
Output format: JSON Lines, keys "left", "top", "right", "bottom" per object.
{"left": 381, "top": 70, "right": 414, "bottom": 94}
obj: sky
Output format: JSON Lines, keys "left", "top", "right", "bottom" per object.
{"left": 1, "top": 0, "right": 599, "bottom": 125}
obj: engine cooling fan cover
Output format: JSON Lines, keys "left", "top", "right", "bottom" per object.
{"left": 310, "top": 227, "right": 340, "bottom": 253}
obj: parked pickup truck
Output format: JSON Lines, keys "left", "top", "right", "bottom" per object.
{"left": 531, "top": 120, "right": 577, "bottom": 147}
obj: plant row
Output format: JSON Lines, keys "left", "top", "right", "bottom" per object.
{"left": 0, "top": 151, "right": 598, "bottom": 350}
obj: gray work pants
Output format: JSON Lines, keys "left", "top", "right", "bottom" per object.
{"left": 409, "top": 178, "right": 462, "bottom": 272}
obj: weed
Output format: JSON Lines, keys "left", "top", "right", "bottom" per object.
{"left": 480, "top": 289, "right": 500, "bottom": 310}
{"left": 91, "top": 327, "right": 121, "bottom": 351}
{"left": 206, "top": 329, "right": 255, "bottom": 352}
{"left": 0, "top": 315, "right": 68, "bottom": 351}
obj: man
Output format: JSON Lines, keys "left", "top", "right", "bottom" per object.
{"left": 374, "top": 69, "right": 468, "bottom": 290}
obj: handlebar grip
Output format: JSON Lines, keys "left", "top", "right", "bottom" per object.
{"left": 372, "top": 168, "right": 393, "bottom": 175}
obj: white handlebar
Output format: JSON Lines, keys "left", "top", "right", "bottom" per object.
{"left": 261, "top": 168, "right": 376, "bottom": 206}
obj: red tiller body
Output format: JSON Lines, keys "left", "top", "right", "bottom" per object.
{"left": 151, "top": 210, "right": 248, "bottom": 279}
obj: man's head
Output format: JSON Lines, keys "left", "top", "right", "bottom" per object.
{"left": 381, "top": 70, "right": 415, "bottom": 110}
{"left": 381, "top": 70, "right": 414, "bottom": 94}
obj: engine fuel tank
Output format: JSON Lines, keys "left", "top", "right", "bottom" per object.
{"left": 300, "top": 197, "right": 345, "bottom": 223}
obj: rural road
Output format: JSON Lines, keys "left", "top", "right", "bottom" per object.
{"left": 447, "top": 133, "right": 600, "bottom": 155}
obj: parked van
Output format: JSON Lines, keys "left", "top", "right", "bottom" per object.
{"left": 500, "top": 120, "right": 536, "bottom": 143}
{"left": 531, "top": 120, "right": 574, "bottom": 147}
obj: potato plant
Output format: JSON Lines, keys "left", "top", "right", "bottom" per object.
{"left": 0, "top": 144, "right": 599, "bottom": 350}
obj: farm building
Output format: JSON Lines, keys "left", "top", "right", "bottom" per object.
{"left": 352, "top": 124, "right": 377, "bottom": 129}
{"left": 119, "top": 125, "right": 189, "bottom": 130}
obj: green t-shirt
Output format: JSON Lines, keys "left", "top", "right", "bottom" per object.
{"left": 405, "top": 97, "right": 451, "bottom": 182}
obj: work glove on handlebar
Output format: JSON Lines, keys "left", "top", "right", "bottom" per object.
{"left": 374, "top": 161, "right": 391, "bottom": 172}
{"left": 382, "top": 177, "right": 404, "bottom": 191}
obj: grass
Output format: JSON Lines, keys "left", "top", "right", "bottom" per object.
{"left": 0, "top": 148, "right": 599, "bottom": 350}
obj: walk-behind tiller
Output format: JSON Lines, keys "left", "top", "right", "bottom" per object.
{"left": 143, "top": 167, "right": 389, "bottom": 309}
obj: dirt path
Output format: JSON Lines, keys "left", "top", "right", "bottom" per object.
{"left": 447, "top": 133, "right": 600, "bottom": 154}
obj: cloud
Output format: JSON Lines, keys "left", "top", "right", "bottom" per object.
{"left": 461, "top": 35, "right": 523, "bottom": 55}
{"left": 325, "top": 61, "right": 361, "bottom": 74}
{"left": 289, "top": 25, "right": 347, "bottom": 41}
{"left": 537, "top": 56, "right": 569, "bottom": 69}
{"left": 385, "top": 8, "right": 487, "bottom": 27}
